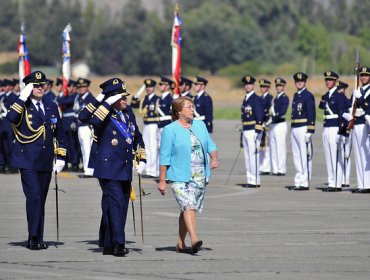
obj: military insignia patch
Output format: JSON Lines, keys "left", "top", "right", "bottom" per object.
{"left": 36, "top": 72, "right": 42, "bottom": 79}
{"left": 113, "top": 79, "right": 119, "bottom": 85}
{"left": 111, "top": 138, "right": 119, "bottom": 146}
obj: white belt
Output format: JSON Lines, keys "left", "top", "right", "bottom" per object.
{"left": 63, "top": 112, "right": 75, "bottom": 117}
{"left": 194, "top": 116, "right": 205, "bottom": 121}
{"left": 324, "top": 114, "right": 338, "bottom": 119}
{"left": 356, "top": 109, "right": 364, "bottom": 117}
{"left": 159, "top": 116, "right": 172, "bottom": 121}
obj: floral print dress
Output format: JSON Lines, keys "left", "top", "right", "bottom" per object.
{"left": 171, "top": 131, "right": 206, "bottom": 213}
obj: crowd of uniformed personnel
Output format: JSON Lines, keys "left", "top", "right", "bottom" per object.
{"left": 1, "top": 66, "right": 370, "bottom": 255}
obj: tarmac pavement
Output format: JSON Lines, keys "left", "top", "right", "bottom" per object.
{"left": 1, "top": 120, "right": 370, "bottom": 279}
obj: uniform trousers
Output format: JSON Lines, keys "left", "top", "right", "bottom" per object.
{"left": 78, "top": 126, "right": 94, "bottom": 175}
{"left": 353, "top": 124, "right": 370, "bottom": 189}
{"left": 0, "top": 131, "right": 14, "bottom": 168}
{"left": 142, "top": 123, "right": 159, "bottom": 177}
{"left": 20, "top": 169, "right": 52, "bottom": 242}
{"left": 242, "top": 130, "right": 260, "bottom": 185}
{"left": 65, "top": 130, "right": 80, "bottom": 167}
{"left": 98, "top": 179, "right": 130, "bottom": 249}
{"left": 270, "top": 122, "right": 287, "bottom": 174}
{"left": 259, "top": 129, "right": 271, "bottom": 173}
{"left": 291, "top": 126, "right": 312, "bottom": 187}
{"left": 322, "top": 127, "right": 344, "bottom": 188}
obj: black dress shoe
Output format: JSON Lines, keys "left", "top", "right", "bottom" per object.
{"left": 259, "top": 172, "right": 270, "bottom": 175}
{"left": 176, "top": 245, "right": 192, "bottom": 254}
{"left": 246, "top": 184, "right": 260, "bottom": 188}
{"left": 278, "top": 173, "right": 286, "bottom": 176}
{"left": 293, "top": 186, "right": 309, "bottom": 191}
{"left": 78, "top": 174, "right": 93, "bottom": 178}
{"left": 103, "top": 247, "right": 113, "bottom": 255}
{"left": 191, "top": 240, "right": 203, "bottom": 254}
{"left": 28, "top": 240, "right": 41, "bottom": 250}
{"left": 39, "top": 241, "right": 49, "bottom": 249}
{"left": 113, "top": 244, "right": 127, "bottom": 257}
{"left": 322, "top": 187, "right": 342, "bottom": 192}
{"left": 352, "top": 188, "right": 370, "bottom": 194}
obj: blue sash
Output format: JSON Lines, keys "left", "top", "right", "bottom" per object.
{"left": 110, "top": 117, "right": 134, "bottom": 148}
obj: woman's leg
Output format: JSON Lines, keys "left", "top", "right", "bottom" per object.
{"left": 183, "top": 209, "right": 198, "bottom": 244}
{"left": 177, "top": 212, "right": 187, "bottom": 248}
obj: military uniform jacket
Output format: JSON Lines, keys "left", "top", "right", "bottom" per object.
{"left": 319, "top": 88, "right": 347, "bottom": 134}
{"left": 43, "top": 90, "right": 56, "bottom": 103}
{"left": 1, "top": 91, "right": 18, "bottom": 133}
{"left": 131, "top": 93, "right": 160, "bottom": 124}
{"left": 241, "top": 91, "right": 264, "bottom": 133}
{"left": 291, "top": 88, "right": 316, "bottom": 133}
{"left": 86, "top": 102, "right": 145, "bottom": 181}
{"left": 194, "top": 92, "right": 213, "bottom": 133}
{"left": 157, "top": 93, "right": 173, "bottom": 129}
{"left": 355, "top": 85, "right": 370, "bottom": 125}
{"left": 182, "top": 91, "right": 194, "bottom": 99}
{"left": 6, "top": 97, "right": 66, "bottom": 171}
{"left": 76, "top": 92, "right": 95, "bottom": 128}
{"left": 261, "top": 92, "right": 273, "bottom": 123}
{"left": 57, "top": 92, "right": 78, "bottom": 131}
{"left": 271, "top": 92, "right": 289, "bottom": 123}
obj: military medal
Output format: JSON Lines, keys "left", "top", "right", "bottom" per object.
{"left": 111, "top": 138, "right": 119, "bottom": 146}
{"left": 126, "top": 138, "right": 132, "bottom": 144}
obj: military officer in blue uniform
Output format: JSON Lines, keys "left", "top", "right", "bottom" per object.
{"left": 269, "top": 78, "right": 289, "bottom": 176}
{"left": 79, "top": 77, "right": 146, "bottom": 256}
{"left": 241, "top": 75, "right": 264, "bottom": 187}
{"left": 57, "top": 80, "right": 80, "bottom": 171}
{"left": 7, "top": 71, "right": 66, "bottom": 250}
{"left": 179, "top": 76, "right": 194, "bottom": 99}
{"left": 347, "top": 66, "right": 370, "bottom": 193}
{"left": 258, "top": 79, "right": 273, "bottom": 175}
{"left": 1, "top": 79, "right": 18, "bottom": 173}
{"left": 131, "top": 78, "right": 160, "bottom": 178}
{"left": 288, "top": 72, "right": 316, "bottom": 191}
{"left": 74, "top": 78, "right": 96, "bottom": 178}
{"left": 0, "top": 79, "right": 5, "bottom": 172}
{"left": 193, "top": 76, "right": 213, "bottom": 133}
{"left": 319, "top": 71, "right": 348, "bottom": 192}
{"left": 157, "top": 76, "right": 174, "bottom": 144}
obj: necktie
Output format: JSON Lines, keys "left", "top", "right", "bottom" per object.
{"left": 117, "top": 111, "right": 125, "bottom": 122}
{"left": 36, "top": 101, "right": 45, "bottom": 120}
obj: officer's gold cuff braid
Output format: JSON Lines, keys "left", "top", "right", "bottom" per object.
{"left": 94, "top": 105, "right": 109, "bottom": 121}
{"left": 86, "top": 103, "right": 96, "bottom": 113}
{"left": 136, "top": 147, "right": 146, "bottom": 161}
{"left": 307, "top": 125, "right": 315, "bottom": 130}
{"left": 11, "top": 103, "right": 23, "bottom": 114}
{"left": 55, "top": 147, "right": 67, "bottom": 157}
{"left": 12, "top": 110, "right": 46, "bottom": 144}
{"left": 255, "top": 124, "right": 263, "bottom": 131}
{"left": 138, "top": 98, "right": 148, "bottom": 117}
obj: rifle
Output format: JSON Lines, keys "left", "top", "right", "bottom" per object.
{"left": 348, "top": 49, "right": 360, "bottom": 129}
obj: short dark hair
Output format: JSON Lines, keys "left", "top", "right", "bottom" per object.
{"left": 171, "top": 96, "right": 193, "bottom": 120}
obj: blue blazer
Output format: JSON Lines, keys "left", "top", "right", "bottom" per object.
{"left": 7, "top": 97, "right": 66, "bottom": 171}
{"left": 159, "top": 120, "right": 217, "bottom": 182}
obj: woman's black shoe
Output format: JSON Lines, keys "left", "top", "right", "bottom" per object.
{"left": 191, "top": 240, "right": 203, "bottom": 254}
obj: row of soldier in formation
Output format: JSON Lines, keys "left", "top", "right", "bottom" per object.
{"left": 238, "top": 68, "right": 370, "bottom": 194}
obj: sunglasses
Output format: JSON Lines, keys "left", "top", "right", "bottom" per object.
{"left": 33, "top": 83, "right": 45, "bottom": 88}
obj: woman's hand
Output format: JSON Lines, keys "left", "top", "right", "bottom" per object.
{"left": 158, "top": 181, "right": 167, "bottom": 195}
{"left": 210, "top": 158, "right": 219, "bottom": 169}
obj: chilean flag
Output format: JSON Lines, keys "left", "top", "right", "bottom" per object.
{"left": 171, "top": 5, "right": 182, "bottom": 97}
{"left": 62, "top": 23, "right": 72, "bottom": 96}
{"left": 18, "top": 26, "right": 31, "bottom": 90}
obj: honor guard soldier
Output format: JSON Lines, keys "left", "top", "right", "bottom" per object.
{"left": 157, "top": 76, "right": 174, "bottom": 143}
{"left": 258, "top": 79, "right": 273, "bottom": 175}
{"left": 348, "top": 66, "right": 370, "bottom": 193}
{"left": 337, "top": 81, "right": 351, "bottom": 188}
{"left": 7, "top": 71, "right": 66, "bottom": 250}
{"left": 80, "top": 77, "right": 146, "bottom": 256}
{"left": 270, "top": 78, "right": 289, "bottom": 176}
{"left": 319, "top": 71, "right": 348, "bottom": 192}
{"left": 75, "top": 78, "right": 95, "bottom": 178}
{"left": 131, "top": 78, "right": 160, "bottom": 178}
{"left": 43, "top": 79, "right": 56, "bottom": 103}
{"left": 0, "top": 79, "right": 18, "bottom": 173}
{"left": 193, "top": 76, "right": 213, "bottom": 133}
{"left": 13, "top": 79, "right": 20, "bottom": 95}
{"left": 0, "top": 80, "right": 5, "bottom": 172}
{"left": 288, "top": 72, "right": 316, "bottom": 191}
{"left": 241, "top": 75, "right": 264, "bottom": 187}
{"left": 179, "top": 76, "right": 194, "bottom": 99}
{"left": 57, "top": 80, "right": 80, "bottom": 171}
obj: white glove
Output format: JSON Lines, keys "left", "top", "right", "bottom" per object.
{"left": 365, "top": 115, "right": 370, "bottom": 125}
{"left": 53, "top": 159, "right": 65, "bottom": 174}
{"left": 19, "top": 83, "right": 34, "bottom": 101}
{"left": 304, "top": 133, "right": 312, "bottom": 143}
{"left": 135, "top": 161, "right": 146, "bottom": 174}
{"left": 105, "top": 94, "right": 122, "bottom": 106}
{"left": 353, "top": 89, "right": 362, "bottom": 98}
{"left": 342, "top": 112, "right": 353, "bottom": 122}
{"left": 96, "top": 92, "right": 105, "bottom": 102}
